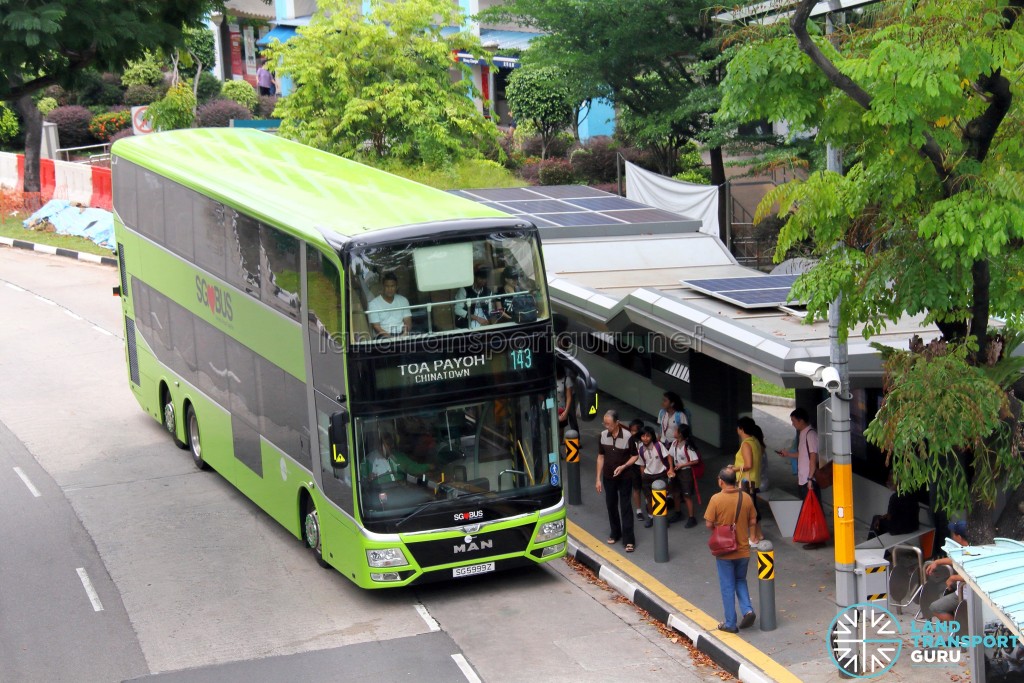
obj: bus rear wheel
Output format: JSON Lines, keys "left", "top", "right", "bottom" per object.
{"left": 303, "top": 500, "right": 330, "bottom": 568}
{"left": 162, "top": 387, "right": 187, "bottom": 450}
{"left": 185, "top": 404, "right": 208, "bottom": 471}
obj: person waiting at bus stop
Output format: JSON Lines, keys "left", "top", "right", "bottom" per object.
{"left": 596, "top": 410, "right": 638, "bottom": 553}
{"left": 367, "top": 272, "right": 411, "bottom": 338}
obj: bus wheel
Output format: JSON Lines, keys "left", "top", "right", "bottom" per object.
{"left": 303, "top": 501, "right": 330, "bottom": 568}
{"left": 185, "top": 404, "right": 208, "bottom": 471}
{"left": 162, "top": 387, "right": 187, "bottom": 450}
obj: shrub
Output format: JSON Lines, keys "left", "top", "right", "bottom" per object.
{"left": 537, "top": 159, "right": 576, "bottom": 185}
{"left": 196, "top": 98, "right": 251, "bottom": 128}
{"left": 0, "top": 103, "right": 18, "bottom": 143}
{"left": 518, "top": 131, "right": 573, "bottom": 159}
{"left": 255, "top": 95, "right": 278, "bottom": 119}
{"left": 109, "top": 128, "right": 134, "bottom": 144}
{"left": 45, "top": 105, "right": 96, "bottom": 148}
{"left": 89, "top": 110, "right": 132, "bottom": 141}
{"left": 43, "top": 85, "right": 68, "bottom": 106}
{"left": 221, "top": 80, "right": 258, "bottom": 113}
{"left": 36, "top": 97, "right": 59, "bottom": 116}
{"left": 196, "top": 72, "right": 222, "bottom": 104}
{"left": 73, "top": 71, "right": 125, "bottom": 107}
{"left": 123, "top": 84, "right": 163, "bottom": 107}
{"left": 569, "top": 136, "right": 620, "bottom": 184}
{"left": 87, "top": 105, "right": 107, "bottom": 117}
{"left": 145, "top": 84, "right": 196, "bottom": 131}
{"left": 673, "top": 168, "right": 711, "bottom": 184}
{"left": 122, "top": 52, "right": 165, "bottom": 87}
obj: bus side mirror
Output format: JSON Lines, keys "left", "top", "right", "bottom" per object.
{"left": 555, "top": 349, "right": 599, "bottom": 422}
{"left": 329, "top": 410, "right": 349, "bottom": 468}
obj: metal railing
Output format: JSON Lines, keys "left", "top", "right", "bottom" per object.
{"left": 57, "top": 142, "right": 111, "bottom": 164}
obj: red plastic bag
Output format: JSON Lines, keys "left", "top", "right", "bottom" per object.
{"left": 793, "top": 488, "right": 830, "bottom": 544}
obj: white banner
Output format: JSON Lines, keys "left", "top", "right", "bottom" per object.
{"left": 625, "top": 161, "right": 720, "bottom": 236}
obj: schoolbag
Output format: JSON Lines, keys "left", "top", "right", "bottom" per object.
{"left": 688, "top": 441, "right": 705, "bottom": 479}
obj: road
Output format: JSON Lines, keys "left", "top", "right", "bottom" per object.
{"left": 0, "top": 247, "right": 714, "bottom": 682}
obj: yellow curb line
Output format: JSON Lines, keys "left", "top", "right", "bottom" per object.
{"left": 568, "top": 520, "right": 801, "bottom": 683}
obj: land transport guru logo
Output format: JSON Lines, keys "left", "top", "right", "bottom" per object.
{"left": 828, "top": 603, "right": 1021, "bottom": 677}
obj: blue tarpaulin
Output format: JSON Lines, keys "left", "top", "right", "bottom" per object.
{"left": 23, "top": 199, "right": 115, "bottom": 250}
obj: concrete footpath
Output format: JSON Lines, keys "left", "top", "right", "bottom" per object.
{"left": 564, "top": 395, "right": 965, "bottom": 683}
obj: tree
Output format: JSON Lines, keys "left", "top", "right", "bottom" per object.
{"left": 718, "top": 0, "right": 1024, "bottom": 542}
{"left": 265, "top": 0, "right": 500, "bottom": 167}
{"left": 0, "top": 0, "right": 215, "bottom": 199}
{"left": 505, "top": 66, "right": 573, "bottom": 159}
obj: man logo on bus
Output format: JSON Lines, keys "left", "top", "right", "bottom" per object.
{"left": 195, "top": 275, "right": 234, "bottom": 321}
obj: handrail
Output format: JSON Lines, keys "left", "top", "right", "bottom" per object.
{"left": 355, "top": 288, "right": 537, "bottom": 341}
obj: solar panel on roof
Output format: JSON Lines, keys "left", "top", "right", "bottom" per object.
{"left": 563, "top": 196, "right": 647, "bottom": 211}
{"left": 460, "top": 187, "right": 545, "bottom": 201}
{"left": 495, "top": 199, "right": 579, "bottom": 214}
{"left": 681, "top": 274, "right": 800, "bottom": 309}
{"left": 534, "top": 211, "right": 613, "bottom": 227}
{"left": 530, "top": 185, "right": 608, "bottom": 199}
{"left": 601, "top": 208, "right": 686, "bottom": 224}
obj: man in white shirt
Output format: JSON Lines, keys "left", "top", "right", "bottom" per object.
{"left": 367, "top": 273, "right": 411, "bottom": 338}
{"left": 778, "top": 407, "right": 824, "bottom": 549}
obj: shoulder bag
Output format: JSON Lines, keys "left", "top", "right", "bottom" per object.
{"left": 708, "top": 491, "right": 745, "bottom": 557}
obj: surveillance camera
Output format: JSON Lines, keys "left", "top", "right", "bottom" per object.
{"left": 794, "top": 361, "right": 826, "bottom": 380}
{"left": 820, "top": 366, "right": 841, "bottom": 393}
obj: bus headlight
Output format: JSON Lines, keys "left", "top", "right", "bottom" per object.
{"left": 366, "top": 547, "right": 408, "bottom": 568}
{"left": 535, "top": 519, "right": 565, "bottom": 543}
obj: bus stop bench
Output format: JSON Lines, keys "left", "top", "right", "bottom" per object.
{"left": 855, "top": 528, "right": 932, "bottom": 552}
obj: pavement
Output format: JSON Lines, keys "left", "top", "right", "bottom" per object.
{"left": 563, "top": 394, "right": 969, "bottom": 683}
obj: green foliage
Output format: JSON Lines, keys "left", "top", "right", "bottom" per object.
{"left": 145, "top": 84, "right": 195, "bottom": 131}
{"left": 180, "top": 26, "right": 216, "bottom": 79}
{"left": 88, "top": 110, "right": 132, "bottom": 141}
{"left": 196, "top": 98, "right": 251, "bottom": 128}
{"left": 865, "top": 336, "right": 1024, "bottom": 515}
{"left": 121, "top": 52, "right": 166, "bottom": 87}
{"left": 220, "top": 79, "right": 257, "bottom": 113}
{"left": 505, "top": 66, "right": 573, "bottom": 159}
{"left": 569, "top": 137, "right": 620, "bottom": 184}
{"left": 0, "top": 103, "right": 18, "bottom": 143}
{"left": 36, "top": 97, "right": 58, "bottom": 115}
{"left": 195, "top": 72, "right": 222, "bottom": 104}
{"left": 123, "top": 84, "right": 164, "bottom": 107}
{"left": 44, "top": 105, "right": 96, "bottom": 147}
{"left": 265, "top": 0, "right": 500, "bottom": 168}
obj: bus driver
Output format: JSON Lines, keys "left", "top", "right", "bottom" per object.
{"left": 367, "top": 272, "right": 412, "bottom": 338}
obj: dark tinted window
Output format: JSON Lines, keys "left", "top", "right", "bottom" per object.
{"left": 112, "top": 159, "right": 137, "bottom": 228}
{"left": 194, "top": 198, "right": 227, "bottom": 281}
{"left": 306, "top": 248, "right": 345, "bottom": 399}
{"left": 229, "top": 212, "right": 261, "bottom": 298}
{"left": 163, "top": 183, "right": 195, "bottom": 261}
{"left": 261, "top": 225, "right": 300, "bottom": 320}
{"left": 136, "top": 169, "right": 166, "bottom": 244}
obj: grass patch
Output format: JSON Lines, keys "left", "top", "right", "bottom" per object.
{"left": 378, "top": 158, "right": 526, "bottom": 190}
{"left": 1, "top": 213, "right": 114, "bottom": 257}
{"left": 752, "top": 376, "right": 795, "bottom": 399}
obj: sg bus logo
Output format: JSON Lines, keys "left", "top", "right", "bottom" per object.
{"left": 195, "top": 276, "right": 234, "bottom": 321}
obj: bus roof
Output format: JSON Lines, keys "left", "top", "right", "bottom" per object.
{"left": 111, "top": 128, "right": 509, "bottom": 244}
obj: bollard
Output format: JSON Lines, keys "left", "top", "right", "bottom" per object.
{"left": 563, "top": 429, "right": 581, "bottom": 506}
{"left": 756, "top": 540, "right": 777, "bottom": 631}
{"left": 652, "top": 479, "right": 669, "bottom": 563}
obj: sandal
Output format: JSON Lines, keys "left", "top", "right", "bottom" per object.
{"left": 624, "top": 544, "right": 635, "bottom": 553}
{"left": 606, "top": 537, "right": 618, "bottom": 545}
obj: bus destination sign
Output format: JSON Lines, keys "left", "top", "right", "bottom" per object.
{"left": 375, "top": 348, "right": 534, "bottom": 390}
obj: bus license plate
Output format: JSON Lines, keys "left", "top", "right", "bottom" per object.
{"left": 453, "top": 562, "right": 495, "bottom": 578}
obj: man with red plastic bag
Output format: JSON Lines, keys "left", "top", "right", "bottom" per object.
{"left": 777, "top": 407, "right": 827, "bottom": 549}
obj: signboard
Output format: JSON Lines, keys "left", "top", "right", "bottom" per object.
{"left": 375, "top": 349, "right": 533, "bottom": 390}
{"left": 229, "top": 24, "right": 244, "bottom": 80}
{"left": 131, "top": 106, "right": 154, "bottom": 135}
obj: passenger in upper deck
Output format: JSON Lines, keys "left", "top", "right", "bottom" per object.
{"left": 494, "top": 268, "right": 538, "bottom": 324}
{"left": 453, "top": 266, "right": 495, "bottom": 330}
{"left": 367, "top": 272, "right": 412, "bottom": 338}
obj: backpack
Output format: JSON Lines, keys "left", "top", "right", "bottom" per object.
{"left": 687, "top": 441, "right": 705, "bottom": 479}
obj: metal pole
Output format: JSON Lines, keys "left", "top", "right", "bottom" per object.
{"left": 756, "top": 540, "right": 777, "bottom": 631}
{"left": 823, "top": 9, "right": 857, "bottom": 610}
{"left": 563, "top": 429, "right": 581, "bottom": 506}
{"left": 652, "top": 479, "right": 669, "bottom": 562}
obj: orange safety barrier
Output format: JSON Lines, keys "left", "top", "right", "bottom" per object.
{"left": 16, "top": 154, "right": 25, "bottom": 188}
{"left": 91, "top": 166, "right": 112, "bottom": 210}
{"left": 39, "top": 158, "right": 55, "bottom": 201}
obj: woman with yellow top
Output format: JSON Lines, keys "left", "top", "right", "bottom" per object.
{"left": 734, "top": 416, "right": 764, "bottom": 545}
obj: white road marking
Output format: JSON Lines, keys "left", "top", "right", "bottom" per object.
{"left": 414, "top": 603, "right": 441, "bottom": 632}
{"left": 91, "top": 325, "right": 113, "bottom": 337}
{"left": 64, "top": 310, "right": 83, "bottom": 321}
{"left": 34, "top": 295, "right": 56, "bottom": 306}
{"left": 76, "top": 568, "right": 104, "bottom": 612}
{"left": 451, "top": 654, "right": 481, "bottom": 683}
{"left": 4, "top": 282, "right": 25, "bottom": 292}
{"left": 13, "top": 467, "right": 41, "bottom": 497}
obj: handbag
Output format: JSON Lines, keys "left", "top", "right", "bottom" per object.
{"left": 708, "top": 490, "right": 745, "bottom": 557}
{"left": 814, "top": 460, "right": 834, "bottom": 489}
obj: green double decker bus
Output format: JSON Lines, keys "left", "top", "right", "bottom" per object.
{"left": 111, "top": 128, "right": 589, "bottom": 588}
